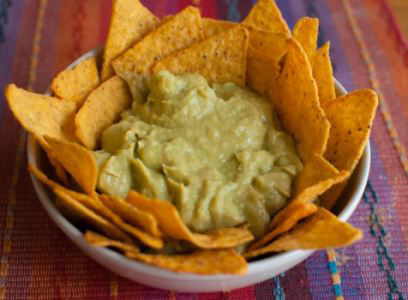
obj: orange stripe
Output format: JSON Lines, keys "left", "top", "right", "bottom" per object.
{"left": 110, "top": 274, "right": 118, "bottom": 299}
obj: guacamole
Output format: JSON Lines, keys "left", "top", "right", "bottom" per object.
{"left": 94, "top": 71, "right": 302, "bottom": 237}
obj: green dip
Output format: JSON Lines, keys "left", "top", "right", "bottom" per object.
{"left": 94, "top": 71, "right": 302, "bottom": 237}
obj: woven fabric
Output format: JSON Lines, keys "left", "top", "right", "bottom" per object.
{"left": 1, "top": 0, "right": 408, "bottom": 298}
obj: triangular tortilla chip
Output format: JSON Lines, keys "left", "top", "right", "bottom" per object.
{"left": 153, "top": 26, "right": 249, "bottom": 87}
{"left": 75, "top": 76, "right": 132, "bottom": 149}
{"left": 246, "top": 208, "right": 362, "bottom": 257}
{"left": 292, "top": 17, "right": 319, "bottom": 61}
{"left": 312, "top": 42, "right": 336, "bottom": 105}
{"left": 243, "top": 0, "right": 290, "bottom": 35}
{"left": 203, "top": 18, "right": 237, "bottom": 38}
{"left": 127, "top": 191, "right": 253, "bottom": 249}
{"left": 5, "top": 84, "right": 76, "bottom": 144}
{"left": 273, "top": 38, "right": 330, "bottom": 160}
{"left": 112, "top": 6, "right": 203, "bottom": 98}
{"left": 101, "top": 0, "right": 159, "bottom": 80}
{"left": 84, "top": 231, "right": 140, "bottom": 253}
{"left": 51, "top": 56, "right": 100, "bottom": 106}
{"left": 321, "top": 89, "right": 378, "bottom": 208}
{"left": 43, "top": 136, "right": 97, "bottom": 195}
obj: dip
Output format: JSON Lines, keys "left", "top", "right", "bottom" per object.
{"left": 94, "top": 71, "right": 302, "bottom": 237}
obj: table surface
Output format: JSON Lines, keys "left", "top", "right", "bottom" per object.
{"left": 1, "top": 0, "right": 408, "bottom": 299}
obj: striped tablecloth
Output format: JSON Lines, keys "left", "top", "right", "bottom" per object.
{"left": 1, "top": 0, "right": 408, "bottom": 299}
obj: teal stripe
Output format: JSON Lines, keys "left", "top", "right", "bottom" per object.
{"left": 333, "top": 284, "right": 342, "bottom": 297}
{"left": 0, "top": 0, "right": 12, "bottom": 42}
{"left": 273, "top": 274, "right": 285, "bottom": 300}
{"left": 225, "top": 0, "right": 241, "bottom": 22}
{"left": 328, "top": 261, "right": 337, "bottom": 273}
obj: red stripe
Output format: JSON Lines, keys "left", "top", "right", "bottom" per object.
{"left": 199, "top": 0, "right": 218, "bottom": 18}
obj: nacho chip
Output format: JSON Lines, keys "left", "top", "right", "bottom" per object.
{"left": 273, "top": 38, "right": 330, "bottom": 160}
{"left": 112, "top": 6, "right": 203, "bottom": 97}
{"left": 313, "top": 42, "right": 336, "bottom": 105}
{"left": 243, "top": 0, "right": 290, "bottom": 35}
{"left": 247, "top": 202, "right": 318, "bottom": 252}
{"left": 46, "top": 152, "right": 69, "bottom": 185}
{"left": 53, "top": 188, "right": 132, "bottom": 243}
{"left": 127, "top": 191, "right": 253, "bottom": 248}
{"left": 153, "top": 26, "right": 249, "bottom": 87}
{"left": 292, "top": 17, "right": 319, "bottom": 61}
{"left": 99, "top": 194, "right": 161, "bottom": 237}
{"left": 75, "top": 76, "right": 132, "bottom": 149}
{"left": 5, "top": 84, "right": 76, "bottom": 144}
{"left": 101, "top": 0, "right": 159, "bottom": 80}
{"left": 84, "top": 230, "right": 140, "bottom": 253}
{"left": 203, "top": 18, "right": 237, "bottom": 38}
{"left": 321, "top": 89, "right": 378, "bottom": 208}
{"left": 51, "top": 56, "right": 100, "bottom": 106}
{"left": 43, "top": 136, "right": 97, "bottom": 195}
{"left": 247, "top": 208, "right": 362, "bottom": 257}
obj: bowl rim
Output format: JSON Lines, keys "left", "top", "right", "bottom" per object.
{"left": 26, "top": 48, "right": 371, "bottom": 280}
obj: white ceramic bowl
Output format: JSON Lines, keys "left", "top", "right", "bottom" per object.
{"left": 27, "top": 49, "right": 370, "bottom": 293}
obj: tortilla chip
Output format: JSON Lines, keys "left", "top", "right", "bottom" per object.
{"left": 313, "top": 42, "right": 336, "bottom": 105}
{"left": 247, "top": 30, "right": 289, "bottom": 96}
{"left": 243, "top": 0, "right": 290, "bottom": 35}
{"left": 101, "top": 0, "right": 159, "bottom": 80}
{"left": 75, "top": 76, "right": 132, "bottom": 149}
{"left": 247, "top": 208, "right": 362, "bottom": 257}
{"left": 5, "top": 84, "right": 76, "bottom": 144}
{"left": 112, "top": 6, "right": 203, "bottom": 98}
{"left": 53, "top": 188, "right": 132, "bottom": 242}
{"left": 99, "top": 194, "right": 161, "bottom": 237}
{"left": 45, "top": 151, "right": 69, "bottom": 185}
{"left": 247, "top": 202, "right": 318, "bottom": 252}
{"left": 153, "top": 26, "right": 249, "bottom": 87}
{"left": 292, "top": 17, "right": 319, "bottom": 61}
{"left": 321, "top": 89, "right": 378, "bottom": 208}
{"left": 127, "top": 191, "right": 254, "bottom": 249}
{"left": 203, "top": 18, "right": 237, "bottom": 38}
{"left": 84, "top": 231, "right": 140, "bottom": 253}
{"left": 43, "top": 136, "right": 97, "bottom": 195}
{"left": 273, "top": 38, "right": 330, "bottom": 160}
{"left": 51, "top": 56, "right": 100, "bottom": 106}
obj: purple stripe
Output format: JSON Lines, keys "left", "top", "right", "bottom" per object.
{"left": 305, "top": 251, "right": 335, "bottom": 298}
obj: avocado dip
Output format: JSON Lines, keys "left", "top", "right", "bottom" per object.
{"left": 94, "top": 71, "right": 303, "bottom": 238}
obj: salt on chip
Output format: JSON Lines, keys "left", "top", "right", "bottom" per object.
{"left": 53, "top": 188, "right": 132, "bottom": 243}
{"left": 5, "top": 84, "right": 76, "bottom": 144}
{"left": 127, "top": 191, "right": 254, "bottom": 249}
{"left": 247, "top": 208, "right": 362, "bottom": 257}
{"left": 99, "top": 194, "right": 161, "bottom": 237}
{"left": 84, "top": 231, "right": 140, "bottom": 254}
{"left": 292, "top": 17, "right": 319, "bottom": 61}
{"left": 101, "top": 0, "right": 159, "bottom": 80}
{"left": 203, "top": 18, "right": 237, "bottom": 38}
{"left": 153, "top": 26, "right": 249, "bottom": 87}
{"left": 51, "top": 56, "right": 100, "bottom": 107}
{"left": 75, "top": 76, "right": 132, "bottom": 150}
{"left": 43, "top": 136, "right": 98, "bottom": 195}
{"left": 321, "top": 89, "right": 378, "bottom": 209}
{"left": 273, "top": 38, "right": 330, "bottom": 161}
{"left": 243, "top": 0, "right": 290, "bottom": 35}
{"left": 312, "top": 42, "right": 336, "bottom": 105}
{"left": 112, "top": 6, "right": 203, "bottom": 98}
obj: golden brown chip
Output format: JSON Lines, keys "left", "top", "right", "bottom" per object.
{"left": 273, "top": 38, "right": 330, "bottom": 160}
{"left": 243, "top": 0, "right": 290, "bottom": 35}
{"left": 246, "top": 208, "right": 362, "bottom": 257}
{"left": 43, "top": 136, "right": 97, "bottom": 195}
{"left": 51, "top": 56, "right": 100, "bottom": 106}
{"left": 101, "top": 0, "right": 159, "bottom": 80}
{"left": 127, "top": 191, "right": 253, "bottom": 248}
{"left": 75, "top": 76, "right": 132, "bottom": 149}
{"left": 112, "top": 6, "right": 203, "bottom": 97}
{"left": 53, "top": 188, "right": 132, "bottom": 243}
{"left": 292, "top": 17, "right": 319, "bottom": 61}
{"left": 84, "top": 230, "right": 140, "bottom": 253}
{"left": 5, "top": 84, "right": 76, "bottom": 144}
{"left": 99, "top": 194, "right": 161, "bottom": 237}
{"left": 153, "top": 26, "right": 249, "bottom": 87}
{"left": 203, "top": 18, "right": 237, "bottom": 38}
{"left": 312, "top": 42, "right": 336, "bottom": 105}
{"left": 321, "top": 89, "right": 378, "bottom": 208}
{"left": 247, "top": 202, "right": 318, "bottom": 252}
{"left": 45, "top": 152, "right": 69, "bottom": 185}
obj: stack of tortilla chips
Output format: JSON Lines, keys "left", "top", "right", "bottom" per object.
{"left": 4, "top": 0, "right": 377, "bottom": 275}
